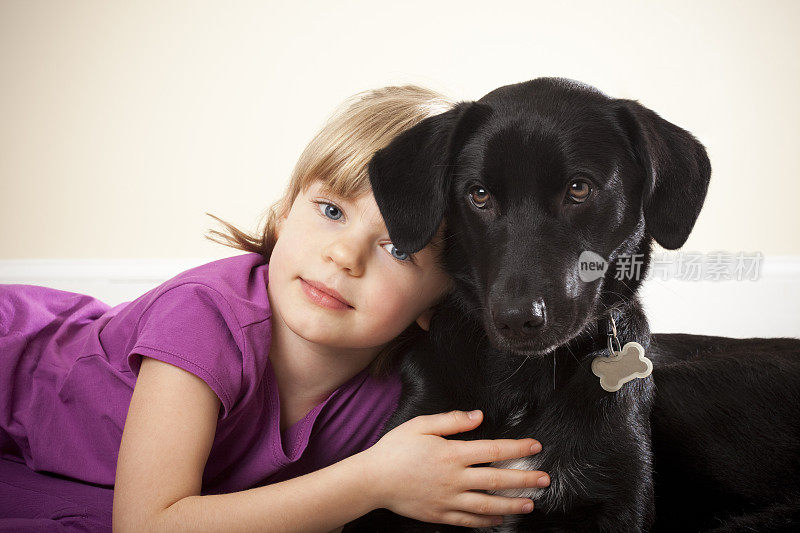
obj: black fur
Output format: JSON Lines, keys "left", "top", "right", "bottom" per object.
{"left": 344, "top": 78, "right": 800, "bottom": 532}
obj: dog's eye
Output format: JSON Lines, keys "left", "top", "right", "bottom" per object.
{"left": 567, "top": 179, "right": 592, "bottom": 204}
{"left": 469, "top": 186, "right": 491, "bottom": 208}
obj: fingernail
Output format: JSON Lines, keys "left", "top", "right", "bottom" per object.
{"left": 468, "top": 410, "right": 481, "bottom": 420}
{"left": 538, "top": 475, "right": 550, "bottom": 487}
{"left": 522, "top": 502, "right": 533, "bottom": 512}
{"left": 530, "top": 442, "right": 542, "bottom": 453}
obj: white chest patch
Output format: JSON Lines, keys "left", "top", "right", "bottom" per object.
{"left": 487, "top": 456, "right": 548, "bottom": 500}
{"left": 486, "top": 452, "right": 611, "bottom": 519}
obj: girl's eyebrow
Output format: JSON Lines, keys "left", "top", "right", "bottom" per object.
{"left": 317, "top": 187, "right": 349, "bottom": 203}
{"left": 316, "top": 188, "right": 351, "bottom": 208}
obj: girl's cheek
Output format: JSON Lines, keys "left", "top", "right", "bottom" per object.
{"left": 378, "top": 271, "right": 410, "bottom": 293}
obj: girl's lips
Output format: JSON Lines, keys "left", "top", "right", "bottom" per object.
{"left": 300, "top": 278, "right": 353, "bottom": 310}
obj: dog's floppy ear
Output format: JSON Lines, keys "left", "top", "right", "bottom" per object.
{"left": 614, "top": 99, "right": 711, "bottom": 250}
{"left": 368, "top": 102, "right": 492, "bottom": 253}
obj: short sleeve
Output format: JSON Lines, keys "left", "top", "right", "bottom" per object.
{"left": 126, "top": 283, "right": 245, "bottom": 419}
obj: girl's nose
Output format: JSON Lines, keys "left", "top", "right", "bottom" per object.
{"left": 323, "top": 237, "right": 366, "bottom": 276}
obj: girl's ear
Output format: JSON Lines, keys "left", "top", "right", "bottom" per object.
{"left": 415, "top": 307, "right": 436, "bottom": 332}
{"left": 368, "top": 102, "right": 493, "bottom": 254}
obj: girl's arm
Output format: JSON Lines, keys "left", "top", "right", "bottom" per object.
{"left": 114, "top": 356, "right": 547, "bottom": 532}
{"left": 113, "top": 356, "right": 377, "bottom": 533}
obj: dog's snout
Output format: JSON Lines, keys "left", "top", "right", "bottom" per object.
{"left": 493, "top": 297, "right": 547, "bottom": 337}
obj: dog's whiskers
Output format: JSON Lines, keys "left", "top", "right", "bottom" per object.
{"left": 483, "top": 355, "right": 529, "bottom": 389}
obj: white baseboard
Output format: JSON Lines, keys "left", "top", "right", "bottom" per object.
{"left": 0, "top": 257, "right": 213, "bottom": 309}
{"left": 639, "top": 255, "right": 800, "bottom": 338}
{"left": 1, "top": 255, "right": 798, "bottom": 339}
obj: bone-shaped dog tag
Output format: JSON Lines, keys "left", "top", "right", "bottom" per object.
{"left": 591, "top": 341, "right": 653, "bottom": 392}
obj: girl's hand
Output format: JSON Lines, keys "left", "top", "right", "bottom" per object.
{"left": 360, "top": 409, "right": 549, "bottom": 528}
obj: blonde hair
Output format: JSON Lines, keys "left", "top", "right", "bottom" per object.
{"left": 204, "top": 85, "right": 456, "bottom": 377}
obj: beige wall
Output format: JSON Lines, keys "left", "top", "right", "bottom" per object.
{"left": 1, "top": 0, "right": 798, "bottom": 259}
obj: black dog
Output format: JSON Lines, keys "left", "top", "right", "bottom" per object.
{"left": 345, "top": 78, "right": 800, "bottom": 532}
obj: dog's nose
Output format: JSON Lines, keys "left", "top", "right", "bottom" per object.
{"left": 494, "top": 297, "right": 547, "bottom": 337}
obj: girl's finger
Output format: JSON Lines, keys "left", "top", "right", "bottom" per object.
{"left": 454, "top": 491, "right": 535, "bottom": 517}
{"left": 463, "top": 465, "right": 550, "bottom": 491}
{"left": 437, "top": 510, "right": 505, "bottom": 529}
{"left": 453, "top": 438, "right": 541, "bottom": 465}
{"left": 407, "top": 410, "right": 483, "bottom": 437}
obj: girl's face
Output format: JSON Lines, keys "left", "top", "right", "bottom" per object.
{"left": 267, "top": 180, "right": 451, "bottom": 352}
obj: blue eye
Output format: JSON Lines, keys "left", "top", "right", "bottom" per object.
{"left": 381, "top": 243, "right": 411, "bottom": 262}
{"left": 318, "top": 202, "right": 343, "bottom": 220}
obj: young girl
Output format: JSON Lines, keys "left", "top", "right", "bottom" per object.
{"left": 0, "top": 86, "right": 549, "bottom": 532}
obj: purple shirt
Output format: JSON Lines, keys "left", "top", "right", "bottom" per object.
{"left": 0, "top": 253, "right": 401, "bottom": 495}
